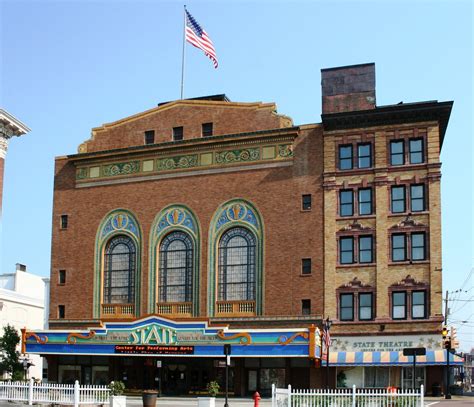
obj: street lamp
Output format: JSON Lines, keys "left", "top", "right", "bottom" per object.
{"left": 323, "top": 317, "right": 332, "bottom": 389}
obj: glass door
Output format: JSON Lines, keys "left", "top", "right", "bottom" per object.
{"left": 401, "top": 367, "right": 425, "bottom": 389}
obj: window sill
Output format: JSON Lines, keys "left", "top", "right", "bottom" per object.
{"left": 336, "top": 168, "right": 376, "bottom": 175}
{"left": 300, "top": 209, "right": 312, "bottom": 213}
{"left": 300, "top": 273, "right": 312, "bottom": 277}
{"left": 388, "top": 260, "right": 430, "bottom": 266}
{"left": 337, "top": 263, "right": 377, "bottom": 269}
{"left": 387, "top": 211, "right": 429, "bottom": 217}
{"left": 336, "top": 319, "right": 376, "bottom": 324}
{"left": 337, "top": 215, "right": 376, "bottom": 221}
{"left": 388, "top": 163, "right": 427, "bottom": 171}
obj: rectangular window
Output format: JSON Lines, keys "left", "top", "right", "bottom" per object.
{"left": 358, "top": 188, "right": 373, "bottom": 215}
{"left": 392, "top": 234, "right": 407, "bottom": 261}
{"left": 339, "top": 237, "right": 354, "bottom": 264}
{"left": 358, "top": 143, "right": 372, "bottom": 169}
{"left": 58, "top": 305, "right": 65, "bottom": 319}
{"left": 412, "top": 291, "right": 427, "bottom": 319}
{"left": 359, "top": 236, "right": 373, "bottom": 263}
{"left": 60, "top": 215, "right": 68, "bottom": 229}
{"left": 172, "top": 126, "right": 184, "bottom": 141}
{"left": 302, "top": 194, "right": 312, "bottom": 210}
{"left": 359, "top": 293, "right": 373, "bottom": 320}
{"left": 339, "top": 190, "right": 354, "bottom": 216}
{"left": 302, "top": 299, "right": 311, "bottom": 315}
{"left": 410, "top": 184, "right": 425, "bottom": 212}
{"left": 202, "top": 122, "right": 213, "bottom": 137}
{"left": 302, "top": 258, "right": 312, "bottom": 275}
{"left": 338, "top": 145, "right": 353, "bottom": 170}
{"left": 340, "top": 293, "right": 354, "bottom": 321}
{"left": 390, "top": 140, "right": 405, "bottom": 166}
{"left": 411, "top": 232, "right": 426, "bottom": 261}
{"left": 144, "top": 130, "right": 155, "bottom": 145}
{"left": 392, "top": 292, "right": 407, "bottom": 319}
{"left": 391, "top": 186, "right": 406, "bottom": 213}
{"left": 59, "top": 270, "right": 66, "bottom": 285}
{"left": 409, "top": 138, "right": 424, "bottom": 164}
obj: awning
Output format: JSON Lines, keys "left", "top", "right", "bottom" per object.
{"left": 324, "top": 350, "right": 463, "bottom": 366}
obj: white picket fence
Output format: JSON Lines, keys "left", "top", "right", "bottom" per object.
{"left": 272, "top": 384, "right": 424, "bottom": 407}
{"left": 0, "top": 379, "right": 110, "bottom": 406}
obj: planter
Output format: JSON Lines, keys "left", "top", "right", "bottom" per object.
{"left": 142, "top": 391, "right": 158, "bottom": 407}
{"left": 197, "top": 397, "right": 216, "bottom": 407}
{"left": 110, "top": 395, "right": 127, "bottom": 407}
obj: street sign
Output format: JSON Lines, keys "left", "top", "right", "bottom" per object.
{"left": 403, "top": 347, "right": 426, "bottom": 356}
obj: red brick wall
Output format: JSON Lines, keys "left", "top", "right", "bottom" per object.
{"left": 82, "top": 101, "right": 291, "bottom": 153}
{"left": 50, "top": 122, "right": 324, "bottom": 324}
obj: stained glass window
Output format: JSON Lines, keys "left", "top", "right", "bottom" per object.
{"left": 218, "top": 227, "right": 256, "bottom": 301}
{"left": 159, "top": 231, "right": 193, "bottom": 303}
{"left": 103, "top": 235, "right": 136, "bottom": 304}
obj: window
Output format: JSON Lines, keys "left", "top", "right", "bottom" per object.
{"left": 359, "top": 293, "right": 373, "bottom": 320}
{"left": 410, "top": 185, "right": 425, "bottom": 212}
{"left": 359, "top": 236, "right": 373, "bottom": 263}
{"left": 159, "top": 231, "right": 193, "bottom": 303}
{"left": 103, "top": 235, "right": 136, "bottom": 304}
{"left": 364, "top": 367, "right": 389, "bottom": 388}
{"left": 391, "top": 234, "right": 407, "bottom": 262}
{"left": 202, "top": 122, "right": 213, "bottom": 137}
{"left": 59, "top": 270, "right": 66, "bottom": 285}
{"left": 338, "top": 145, "right": 353, "bottom": 170}
{"left": 218, "top": 227, "right": 256, "bottom": 301}
{"left": 144, "top": 130, "right": 155, "bottom": 145}
{"left": 409, "top": 138, "right": 424, "bottom": 164}
{"left": 172, "top": 126, "right": 184, "bottom": 141}
{"left": 391, "top": 186, "right": 406, "bottom": 213}
{"left": 60, "top": 215, "right": 68, "bottom": 229}
{"left": 339, "top": 190, "right": 354, "bottom": 216}
{"left": 340, "top": 293, "right": 354, "bottom": 321}
{"left": 339, "top": 237, "right": 354, "bottom": 264}
{"left": 358, "top": 188, "right": 372, "bottom": 215}
{"left": 390, "top": 141, "right": 405, "bottom": 165}
{"left": 302, "top": 194, "right": 312, "bottom": 210}
{"left": 358, "top": 143, "right": 372, "bottom": 168}
{"left": 58, "top": 305, "right": 65, "bottom": 319}
{"left": 392, "top": 292, "right": 407, "bottom": 319}
{"left": 411, "top": 232, "right": 426, "bottom": 260}
{"left": 302, "top": 258, "right": 311, "bottom": 275}
{"left": 412, "top": 291, "right": 427, "bottom": 319}
{"left": 302, "top": 299, "right": 311, "bottom": 315}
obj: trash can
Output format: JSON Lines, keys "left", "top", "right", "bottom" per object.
{"left": 431, "top": 383, "right": 441, "bottom": 397}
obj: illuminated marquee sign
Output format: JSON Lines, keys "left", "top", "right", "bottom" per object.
{"left": 22, "top": 316, "right": 321, "bottom": 359}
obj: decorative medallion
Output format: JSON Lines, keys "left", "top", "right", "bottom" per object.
{"left": 278, "top": 144, "right": 293, "bottom": 158}
{"left": 214, "top": 200, "right": 260, "bottom": 235}
{"left": 155, "top": 206, "right": 197, "bottom": 236}
{"left": 156, "top": 155, "right": 198, "bottom": 172}
{"left": 215, "top": 148, "right": 260, "bottom": 164}
{"left": 99, "top": 210, "right": 140, "bottom": 242}
{"left": 103, "top": 161, "right": 140, "bottom": 177}
{"left": 76, "top": 168, "right": 88, "bottom": 180}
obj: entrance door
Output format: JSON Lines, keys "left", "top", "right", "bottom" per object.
{"left": 402, "top": 367, "right": 425, "bottom": 389}
{"left": 248, "top": 370, "right": 258, "bottom": 393}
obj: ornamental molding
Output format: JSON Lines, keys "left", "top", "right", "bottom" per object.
{"left": 339, "top": 219, "right": 372, "bottom": 232}
{"left": 390, "top": 215, "right": 426, "bottom": 230}
{"left": 390, "top": 275, "right": 428, "bottom": 289}
{"left": 338, "top": 277, "right": 372, "bottom": 290}
{"left": 0, "top": 137, "right": 9, "bottom": 159}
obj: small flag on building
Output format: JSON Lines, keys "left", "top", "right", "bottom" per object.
{"left": 185, "top": 9, "right": 218, "bottom": 68}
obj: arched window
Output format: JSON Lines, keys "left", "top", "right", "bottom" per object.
{"left": 218, "top": 227, "right": 256, "bottom": 301}
{"left": 103, "top": 235, "right": 136, "bottom": 304}
{"left": 159, "top": 231, "right": 193, "bottom": 303}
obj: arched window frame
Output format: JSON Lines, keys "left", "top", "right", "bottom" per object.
{"left": 94, "top": 210, "right": 142, "bottom": 319}
{"left": 158, "top": 230, "right": 194, "bottom": 304}
{"left": 208, "top": 199, "right": 264, "bottom": 317}
{"left": 149, "top": 205, "right": 200, "bottom": 316}
{"left": 218, "top": 226, "right": 257, "bottom": 302}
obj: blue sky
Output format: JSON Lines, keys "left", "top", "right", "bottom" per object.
{"left": 1, "top": 0, "right": 472, "bottom": 350}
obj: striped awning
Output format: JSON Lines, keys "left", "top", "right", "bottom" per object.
{"left": 324, "top": 350, "right": 464, "bottom": 366}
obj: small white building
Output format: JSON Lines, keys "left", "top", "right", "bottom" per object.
{"left": 0, "top": 264, "right": 49, "bottom": 380}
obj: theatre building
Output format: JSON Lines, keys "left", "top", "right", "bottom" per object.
{"left": 24, "top": 63, "right": 461, "bottom": 395}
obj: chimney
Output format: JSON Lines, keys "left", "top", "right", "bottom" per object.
{"left": 16, "top": 263, "right": 27, "bottom": 272}
{"left": 321, "top": 63, "right": 376, "bottom": 114}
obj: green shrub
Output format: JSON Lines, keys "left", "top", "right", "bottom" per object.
{"left": 108, "top": 381, "right": 125, "bottom": 396}
{"left": 206, "top": 381, "right": 220, "bottom": 397}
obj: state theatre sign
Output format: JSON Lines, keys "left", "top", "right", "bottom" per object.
{"left": 22, "top": 315, "right": 322, "bottom": 359}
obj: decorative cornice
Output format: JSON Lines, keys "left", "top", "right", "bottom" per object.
{"left": 390, "top": 215, "right": 426, "bottom": 229}
{"left": 339, "top": 277, "right": 372, "bottom": 289}
{"left": 339, "top": 219, "right": 373, "bottom": 232}
{"left": 390, "top": 274, "right": 428, "bottom": 289}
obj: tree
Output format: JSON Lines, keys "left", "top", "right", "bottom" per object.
{"left": 0, "top": 324, "right": 23, "bottom": 379}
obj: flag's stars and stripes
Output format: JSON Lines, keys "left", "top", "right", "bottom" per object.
{"left": 185, "top": 9, "right": 218, "bottom": 69}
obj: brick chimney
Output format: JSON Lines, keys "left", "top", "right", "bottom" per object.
{"left": 321, "top": 63, "right": 376, "bottom": 114}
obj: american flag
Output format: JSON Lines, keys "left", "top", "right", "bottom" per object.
{"left": 322, "top": 327, "right": 332, "bottom": 348}
{"left": 185, "top": 9, "right": 218, "bottom": 69}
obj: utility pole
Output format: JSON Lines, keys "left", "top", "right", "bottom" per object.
{"left": 443, "top": 290, "right": 451, "bottom": 400}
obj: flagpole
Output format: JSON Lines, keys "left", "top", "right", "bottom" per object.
{"left": 180, "top": 5, "right": 187, "bottom": 99}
